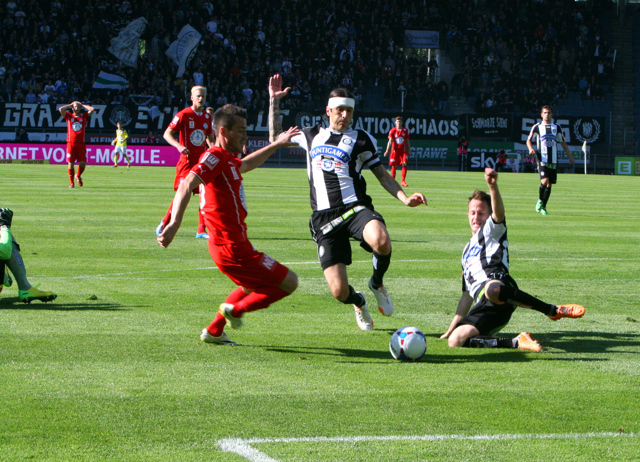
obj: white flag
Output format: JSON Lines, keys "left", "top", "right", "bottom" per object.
{"left": 108, "top": 17, "right": 148, "bottom": 68}
{"left": 165, "top": 25, "right": 202, "bottom": 78}
{"left": 93, "top": 71, "right": 129, "bottom": 90}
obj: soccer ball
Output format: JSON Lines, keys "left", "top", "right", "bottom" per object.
{"left": 389, "top": 326, "right": 427, "bottom": 361}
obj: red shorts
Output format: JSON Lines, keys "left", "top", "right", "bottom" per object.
{"left": 174, "top": 154, "right": 204, "bottom": 194}
{"left": 389, "top": 152, "right": 407, "bottom": 166}
{"left": 66, "top": 144, "right": 87, "bottom": 163}
{"left": 209, "top": 239, "right": 289, "bottom": 291}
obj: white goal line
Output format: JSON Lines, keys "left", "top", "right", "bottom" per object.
{"left": 218, "top": 431, "right": 638, "bottom": 462}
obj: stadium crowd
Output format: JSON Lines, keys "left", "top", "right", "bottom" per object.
{"left": 0, "top": 0, "right": 614, "bottom": 116}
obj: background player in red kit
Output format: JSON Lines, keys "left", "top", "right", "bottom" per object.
{"left": 58, "top": 101, "right": 95, "bottom": 188}
{"left": 157, "top": 86, "right": 215, "bottom": 239}
{"left": 383, "top": 116, "right": 411, "bottom": 187}
{"left": 157, "top": 104, "right": 301, "bottom": 345}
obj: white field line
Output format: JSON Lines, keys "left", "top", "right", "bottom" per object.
{"left": 218, "top": 432, "right": 639, "bottom": 462}
{"left": 58, "top": 256, "right": 636, "bottom": 280}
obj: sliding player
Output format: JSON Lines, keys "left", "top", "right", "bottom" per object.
{"left": 441, "top": 168, "right": 585, "bottom": 351}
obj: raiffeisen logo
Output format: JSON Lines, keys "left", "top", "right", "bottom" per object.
{"left": 310, "top": 145, "right": 351, "bottom": 163}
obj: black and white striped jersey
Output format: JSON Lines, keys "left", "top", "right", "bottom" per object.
{"left": 293, "top": 125, "right": 381, "bottom": 212}
{"left": 527, "top": 121, "right": 565, "bottom": 164}
{"left": 461, "top": 216, "right": 509, "bottom": 299}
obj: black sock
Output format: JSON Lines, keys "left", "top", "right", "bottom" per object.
{"left": 371, "top": 250, "right": 391, "bottom": 289}
{"left": 464, "top": 336, "right": 517, "bottom": 348}
{"left": 343, "top": 285, "right": 366, "bottom": 307}
{"left": 539, "top": 183, "right": 546, "bottom": 201}
{"left": 498, "top": 285, "right": 556, "bottom": 316}
{"left": 542, "top": 185, "right": 551, "bottom": 207}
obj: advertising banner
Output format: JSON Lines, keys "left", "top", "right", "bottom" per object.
{"left": 0, "top": 143, "right": 180, "bottom": 166}
{"left": 468, "top": 114, "right": 513, "bottom": 137}
{"left": 614, "top": 157, "right": 640, "bottom": 176}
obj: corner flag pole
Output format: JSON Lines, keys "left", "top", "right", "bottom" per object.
{"left": 582, "top": 141, "right": 588, "bottom": 175}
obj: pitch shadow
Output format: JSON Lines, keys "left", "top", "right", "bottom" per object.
{"left": 0, "top": 297, "right": 129, "bottom": 311}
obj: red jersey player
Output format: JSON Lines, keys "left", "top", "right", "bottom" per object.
{"left": 157, "top": 86, "right": 215, "bottom": 239}
{"left": 383, "top": 116, "right": 411, "bottom": 187}
{"left": 158, "top": 104, "right": 301, "bottom": 345}
{"left": 58, "top": 101, "right": 95, "bottom": 188}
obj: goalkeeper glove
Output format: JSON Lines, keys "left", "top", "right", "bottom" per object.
{"left": 0, "top": 208, "right": 13, "bottom": 228}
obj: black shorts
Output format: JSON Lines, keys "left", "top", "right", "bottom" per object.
{"left": 309, "top": 205, "right": 385, "bottom": 270}
{"left": 457, "top": 276, "right": 518, "bottom": 336}
{"left": 539, "top": 165, "right": 557, "bottom": 184}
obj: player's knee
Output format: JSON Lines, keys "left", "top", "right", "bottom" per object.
{"left": 330, "top": 284, "right": 350, "bottom": 302}
{"left": 280, "top": 270, "right": 298, "bottom": 294}
{"left": 484, "top": 281, "right": 504, "bottom": 303}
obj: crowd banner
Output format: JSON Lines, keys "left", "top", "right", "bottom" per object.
{"left": 515, "top": 115, "right": 606, "bottom": 145}
{"left": 468, "top": 114, "right": 513, "bottom": 138}
{"left": 0, "top": 103, "right": 463, "bottom": 141}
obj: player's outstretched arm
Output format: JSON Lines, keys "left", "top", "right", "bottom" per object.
{"left": 268, "top": 74, "right": 290, "bottom": 142}
{"left": 371, "top": 164, "right": 427, "bottom": 207}
{"left": 485, "top": 168, "right": 504, "bottom": 222}
{"left": 240, "top": 126, "right": 301, "bottom": 173}
{"left": 441, "top": 291, "right": 473, "bottom": 339}
{"left": 158, "top": 173, "right": 201, "bottom": 248}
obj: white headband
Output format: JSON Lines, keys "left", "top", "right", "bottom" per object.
{"left": 327, "top": 97, "right": 355, "bottom": 109}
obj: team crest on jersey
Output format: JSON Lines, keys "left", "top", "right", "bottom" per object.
{"left": 190, "top": 129, "right": 205, "bottom": 146}
{"left": 202, "top": 153, "right": 219, "bottom": 169}
{"left": 342, "top": 137, "right": 353, "bottom": 145}
{"left": 396, "top": 136, "right": 405, "bottom": 144}
{"left": 71, "top": 121, "right": 83, "bottom": 132}
{"left": 189, "top": 120, "right": 195, "bottom": 129}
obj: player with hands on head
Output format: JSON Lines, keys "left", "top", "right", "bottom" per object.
{"left": 158, "top": 104, "right": 300, "bottom": 345}
{"left": 526, "top": 105, "right": 574, "bottom": 216}
{"left": 440, "top": 168, "right": 585, "bottom": 352}
{"left": 58, "top": 101, "right": 95, "bottom": 188}
{"left": 0, "top": 208, "right": 57, "bottom": 303}
{"left": 268, "top": 73, "right": 427, "bottom": 331}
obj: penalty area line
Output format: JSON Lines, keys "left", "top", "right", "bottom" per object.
{"left": 218, "top": 432, "right": 638, "bottom": 462}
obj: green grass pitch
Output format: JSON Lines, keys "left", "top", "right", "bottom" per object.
{"left": 1, "top": 164, "right": 639, "bottom": 461}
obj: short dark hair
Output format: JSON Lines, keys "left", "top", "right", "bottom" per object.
{"left": 328, "top": 88, "right": 354, "bottom": 99}
{"left": 469, "top": 189, "right": 492, "bottom": 213}
{"left": 214, "top": 104, "right": 246, "bottom": 132}
{"left": 395, "top": 116, "right": 403, "bottom": 122}
{"left": 541, "top": 104, "right": 553, "bottom": 112}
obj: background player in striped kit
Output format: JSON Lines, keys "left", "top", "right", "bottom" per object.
{"left": 268, "top": 74, "right": 427, "bottom": 331}
{"left": 526, "top": 105, "right": 574, "bottom": 215}
{"left": 440, "top": 168, "right": 585, "bottom": 352}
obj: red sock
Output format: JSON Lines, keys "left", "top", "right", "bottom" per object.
{"left": 226, "top": 287, "right": 248, "bottom": 305}
{"left": 68, "top": 168, "right": 75, "bottom": 183}
{"left": 77, "top": 164, "right": 85, "bottom": 177}
{"left": 197, "top": 208, "right": 206, "bottom": 234}
{"left": 390, "top": 166, "right": 396, "bottom": 178}
{"left": 401, "top": 166, "right": 407, "bottom": 182}
{"left": 206, "top": 312, "right": 227, "bottom": 337}
{"left": 233, "top": 287, "right": 289, "bottom": 315}
{"left": 162, "top": 202, "right": 173, "bottom": 226}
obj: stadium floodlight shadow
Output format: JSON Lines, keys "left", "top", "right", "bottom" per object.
{"left": 0, "top": 297, "right": 129, "bottom": 311}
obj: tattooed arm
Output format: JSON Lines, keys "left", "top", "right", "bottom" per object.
{"left": 268, "top": 74, "right": 290, "bottom": 142}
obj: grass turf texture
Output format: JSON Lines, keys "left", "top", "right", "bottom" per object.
{"left": 1, "top": 164, "right": 639, "bottom": 461}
